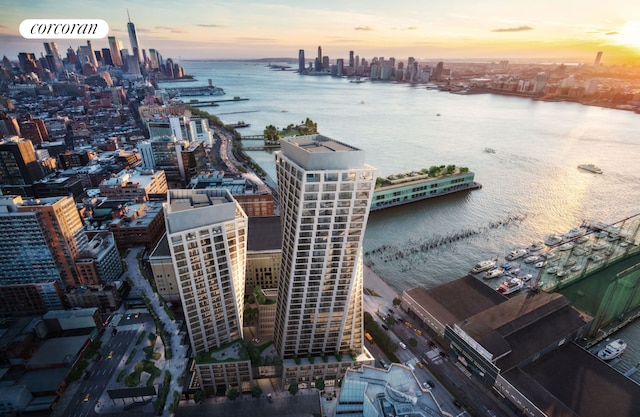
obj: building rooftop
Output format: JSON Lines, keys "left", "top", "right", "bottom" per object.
{"left": 165, "top": 189, "right": 244, "bottom": 235}
{"left": 405, "top": 275, "right": 506, "bottom": 325}
{"left": 26, "top": 335, "right": 89, "bottom": 367}
{"left": 247, "top": 216, "right": 281, "bottom": 252}
{"left": 338, "top": 364, "right": 444, "bottom": 417}
{"left": 507, "top": 342, "right": 640, "bottom": 417}
{"left": 279, "top": 134, "right": 370, "bottom": 171}
{"left": 459, "top": 291, "right": 590, "bottom": 364}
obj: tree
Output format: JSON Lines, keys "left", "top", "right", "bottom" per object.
{"left": 408, "top": 337, "right": 418, "bottom": 348}
{"left": 251, "top": 385, "right": 263, "bottom": 399}
{"left": 393, "top": 297, "right": 402, "bottom": 306}
{"left": 288, "top": 382, "right": 299, "bottom": 396}
{"left": 193, "top": 389, "right": 205, "bottom": 404}
{"left": 226, "top": 387, "right": 240, "bottom": 401}
{"left": 315, "top": 378, "right": 325, "bottom": 391}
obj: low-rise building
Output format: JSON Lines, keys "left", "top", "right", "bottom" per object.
{"left": 99, "top": 168, "right": 167, "bottom": 203}
{"left": 108, "top": 201, "right": 165, "bottom": 250}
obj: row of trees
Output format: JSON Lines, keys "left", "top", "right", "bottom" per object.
{"left": 263, "top": 117, "right": 319, "bottom": 142}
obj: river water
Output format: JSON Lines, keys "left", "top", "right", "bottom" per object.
{"left": 165, "top": 60, "right": 640, "bottom": 381}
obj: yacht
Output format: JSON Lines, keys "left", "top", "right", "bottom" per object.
{"left": 497, "top": 277, "right": 525, "bottom": 295}
{"left": 545, "top": 234, "right": 563, "bottom": 246}
{"left": 598, "top": 339, "right": 626, "bottom": 361}
{"left": 558, "top": 242, "right": 575, "bottom": 251}
{"left": 506, "top": 248, "right": 528, "bottom": 261}
{"left": 471, "top": 259, "right": 497, "bottom": 273}
{"left": 484, "top": 267, "right": 505, "bottom": 279}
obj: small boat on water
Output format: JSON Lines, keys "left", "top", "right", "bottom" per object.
{"left": 558, "top": 241, "right": 575, "bottom": 251}
{"left": 578, "top": 164, "right": 603, "bottom": 174}
{"left": 598, "top": 339, "right": 626, "bottom": 361}
{"left": 506, "top": 248, "right": 528, "bottom": 261}
{"left": 527, "top": 242, "right": 544, "bottom": 252}
{"left": 524, "top": 255, "right": 540, "bottom": 264}
{"left": 471, "top": 259, "right": 497, "bottom": 273}
{"left": 497, "top": 277, "right": 525, "bottom": 295}
{"left": 484, "top": 267, "right": 505, "bottom": 279}
{"left": 545, "top": 234, "right": 563, "bottom": 246}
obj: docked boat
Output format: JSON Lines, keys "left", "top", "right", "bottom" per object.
{"left": 591, "top": 242, "right": 608, "bottom": 251}
{"left": 576, "top": 235, "right": 590, "bottom": 244}
{"left": 371, "top": 168, "right": 481, "bottom": 211}
{"left": 524, "top": 255, "right": 540, "bottom": 264}
{"left": 545, "top": 234, "right": 563, "bottom": 246}
{"left": 484, "top": 267, "right": 505, "bottom": 279}
{"left": 578, "top": 164, "right": 603, "bottom": 174}
{"left": 527, "top": 242, "right": 544, "bottom": 252}
{"left": 558, "top": 241, "right": 575, "bottom": 251}
{"left": 598, "top": 339, "right": 626, "bottom": 361}
{"left": 506, "top": 248, "right": 528, "bottom": 261}
{"left": 471, "top": 259, "right": 497, "bottom": 273}
{"left": 497, "top": 277, "right": 525, "bottom": 295}
{"left": 535, "top": 261, "right": 547, "bottom": 268}
{"left": 564, "top": 228, "right": 586, "bottom": 240}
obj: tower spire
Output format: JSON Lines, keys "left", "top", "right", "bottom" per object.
{"left": 127, "top": 9, "right": 131, "bottom": 22}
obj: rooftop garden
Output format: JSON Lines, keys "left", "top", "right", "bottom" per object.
{"left": 375, "top": 165, "right": 469, "bottom": 188}
{"left": 264, "top": 117, "right": 318, "bottom": 142}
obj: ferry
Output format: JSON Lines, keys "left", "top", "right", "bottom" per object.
{"left": 370, "top": 168, "right": 481, "bottom": 211}
{"left": 578, "top": 164, "right": 603, "bottom": 174}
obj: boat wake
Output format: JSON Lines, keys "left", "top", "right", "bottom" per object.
{"left": 364, "top": 212, "right": 527, "bottom": 265}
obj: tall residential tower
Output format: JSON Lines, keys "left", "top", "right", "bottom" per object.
{"left": 164, "top": 189, "right": 251, "bottom": 393}
{"left": 273, "top": 135, "right": 376, "bottom": 386}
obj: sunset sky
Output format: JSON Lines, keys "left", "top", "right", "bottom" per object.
{"left": 2, "top": 0, "right": 640, "bottom": 64}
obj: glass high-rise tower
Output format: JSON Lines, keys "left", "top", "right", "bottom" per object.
{"left": 273, "top": 135, "right": 376, "bottom": 360}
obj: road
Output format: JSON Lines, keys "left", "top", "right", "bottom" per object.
{"left": 363, "top": 289, "right": 513, "bottom": 417}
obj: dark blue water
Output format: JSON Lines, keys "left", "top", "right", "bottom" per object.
{"left": 163, "top": 60, "right": 640, "bottom": 381}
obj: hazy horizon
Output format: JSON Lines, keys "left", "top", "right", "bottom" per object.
{"left": 2, "top": 1, "right": 640, "bottom": 65}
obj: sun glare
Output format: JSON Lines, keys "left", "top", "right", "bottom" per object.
{"left": 616, "top": 21, "right": 640, "bottom": 48}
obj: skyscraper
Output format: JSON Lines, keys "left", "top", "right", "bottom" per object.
{"left": 127, "top": 10, "right": 141, "bottom": 64}
{"left": 0, "top": 195, "right": 88, "bottom": 289}
{"left": 0, "top": 136, "right": 43, "bottom": 185}
{"left": 43, "top": 42, "right": 63, "bottom": 73}
{"left": 108, "top": 36, "right": 124, "bottom": 67}
{"left": 594, "top": 51, "right": 603, "bottom": 67}
{"left": 273, "top": 135, "right": 376, "bottom": 363}
{"left": 164, "top": 189, "right": 247, "bottom": 353}
{"left": 298, "top": 49, "right": 305, "bottom": 73}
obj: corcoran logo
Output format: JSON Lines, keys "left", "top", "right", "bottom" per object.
{"left": 19, "top": 19, "right": 109, "bottom": 39}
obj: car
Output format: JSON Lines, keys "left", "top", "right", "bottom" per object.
{"left": 134, "top": 312, "right": 140, "bottom": 318}
{"left": 107, "top": 350, "right": 114, "bottom": 359}
{"left": 416, "top": 361, "right": 424, "bottom": 369}
{"left": 126, "top": 314, "right": 131, "bottom": 320}
{"left": 426, "top": 380, "right": 435, "bottom": 388}
{"left": 453, "top": 399, "right": 462, "bottom": 408}
{"left": 399, "top": 342, "right": 407, "bottom": 349}
{"left": 381, "top": 324, "right": 389, "bottom": 331}
{"left": 84, "top": 393, "right": 91, "bottom": 402}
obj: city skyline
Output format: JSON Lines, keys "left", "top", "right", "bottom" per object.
{"left": 1, "top": 1, "right": 640, "bottom": 64}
